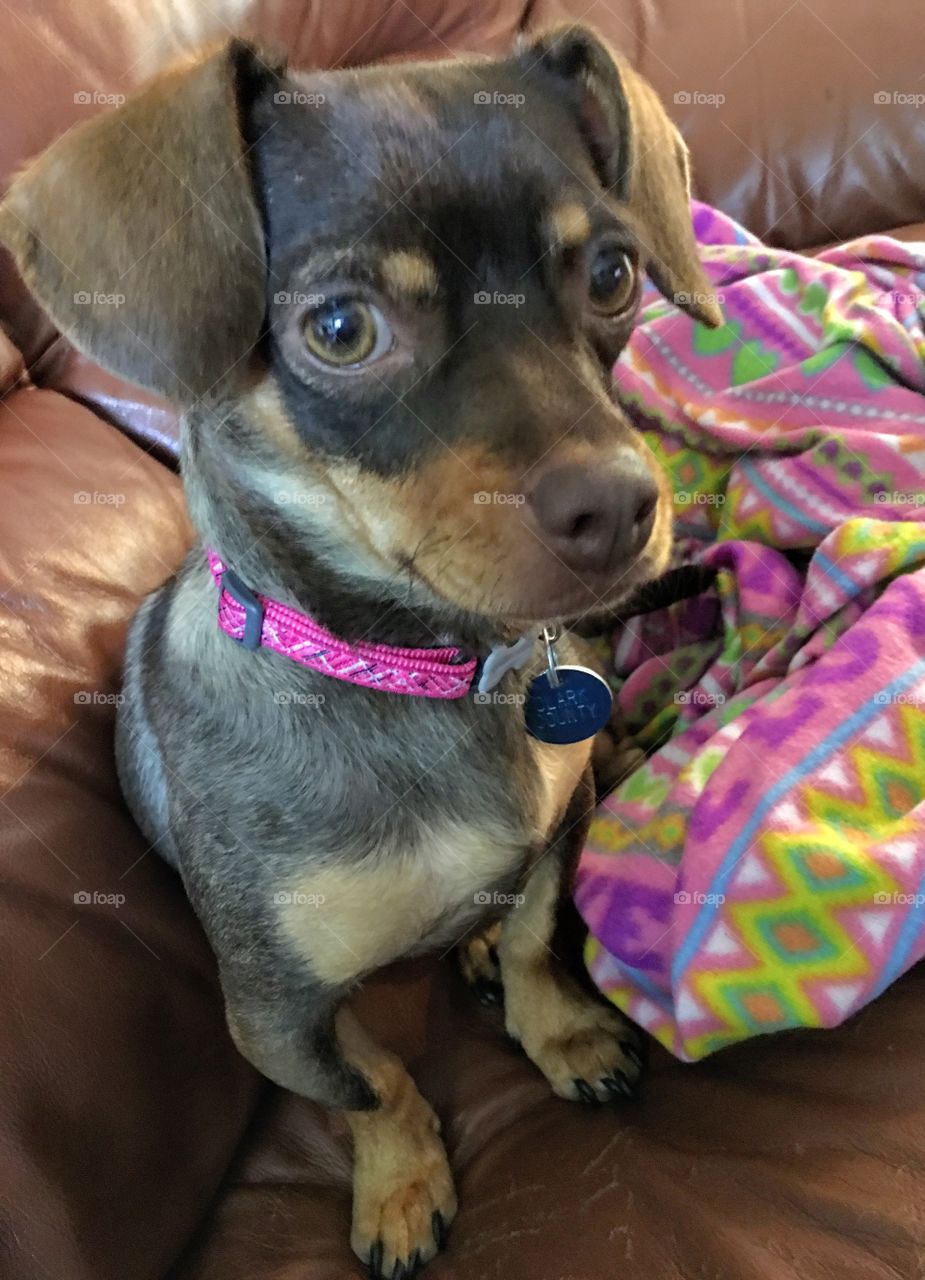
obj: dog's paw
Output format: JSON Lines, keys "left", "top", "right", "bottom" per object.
{"left": 351, "top": 1126, "right": 457, "bottom": 1279}
{"left": 512, "top": 992, "right": 644, "bottom": 1105}
{"left": 457, "top": 919, "right": 504, "bottom": 1007}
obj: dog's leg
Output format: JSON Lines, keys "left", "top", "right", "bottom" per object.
{"left": 498, "top": 768, "right": 644, "bottom": 1103}
{"left": 457, "top": 919, "right": 503, "bottom": 1005}
{"left": 338, "top": 1008, "right": 456, "bottom": 1277}
{"left": 223, "top": 982, "right": 455, "bottom": 1278}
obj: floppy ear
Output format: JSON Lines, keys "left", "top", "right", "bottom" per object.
{"left": 522, "top": 26, "right": 722, "bottom": 329}
{"left": 0, "top": 39, "right": 282, "bottom": 402}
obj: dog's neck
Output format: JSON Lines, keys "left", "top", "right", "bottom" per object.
{"left": 182, "top": 425, "right": 519, "bottom": 657}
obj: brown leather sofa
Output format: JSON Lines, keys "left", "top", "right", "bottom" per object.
{"left": 2, "top": 3, "right": 924, "bottom": 1278}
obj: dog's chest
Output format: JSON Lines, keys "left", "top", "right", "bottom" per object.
{"left": 275, "top": 701, "right": 592, "bottom": 986}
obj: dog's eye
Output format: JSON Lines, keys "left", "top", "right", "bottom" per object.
{"left": 587, "top": 245, "right": 638, "bottom": 316}
{"left": 302, "top": 298, "right": 392, "bottom": 368}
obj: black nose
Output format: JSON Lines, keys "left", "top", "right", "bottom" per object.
{"left": 527, "top": 458, "right": 659, "bottom": 573}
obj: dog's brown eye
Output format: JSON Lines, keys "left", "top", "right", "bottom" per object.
{"left": 587, "top": 245, "right": 637, "bottom": 316}
{"left": 302, "top": 298, "right": 391, "bottom": 368}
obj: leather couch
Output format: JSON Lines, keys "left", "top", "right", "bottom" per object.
{"left": 2, "top": 3, "right": 924, "bottom": 1277}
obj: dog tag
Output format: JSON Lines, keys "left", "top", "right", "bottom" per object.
{"left": 525, "top": 665, "right": 614, "bottom": 745}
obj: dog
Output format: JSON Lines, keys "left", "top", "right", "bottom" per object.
{"left": 0, "top": 27, "right": 720, "bottom": 1278}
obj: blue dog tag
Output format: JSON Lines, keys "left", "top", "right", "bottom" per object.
{"left": 525, "top": 665, "right": 613, "bottom": 745}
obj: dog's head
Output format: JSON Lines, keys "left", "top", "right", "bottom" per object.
{"left": 0, "top": 31, "right": 721, "bottom": 631}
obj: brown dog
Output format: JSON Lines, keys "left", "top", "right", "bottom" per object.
{"left": 1, "top": 28, "right": 719, "bottom": 1278}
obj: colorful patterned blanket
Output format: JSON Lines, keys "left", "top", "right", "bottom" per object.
{"left": 577, "top": 202, "right": 925, "bottom": 1062}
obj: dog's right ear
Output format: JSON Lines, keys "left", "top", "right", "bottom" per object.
{"left": 0, "top": 40, "right": 282, "bottom": 403}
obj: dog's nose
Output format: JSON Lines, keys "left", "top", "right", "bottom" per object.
{"left": 527, "top": 458, "right": 659, "bottom": 573}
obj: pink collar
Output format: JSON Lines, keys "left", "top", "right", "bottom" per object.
{"left": 207, "top": 551, "right": 478, "bottom": 700}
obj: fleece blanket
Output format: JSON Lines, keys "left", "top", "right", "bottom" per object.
{"left": 577, "top": 202, "right": 925, "bottom": 1062}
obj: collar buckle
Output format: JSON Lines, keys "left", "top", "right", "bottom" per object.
{"left": 221, "top": 569, "right": 264, "bottom": 651}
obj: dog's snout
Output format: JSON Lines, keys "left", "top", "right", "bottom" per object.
{"left": 527, "top": 458, "right": 658, "bottom": 573}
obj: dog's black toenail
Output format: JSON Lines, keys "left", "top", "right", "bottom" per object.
{"left": 602, "top": 1072, "right": 634, "bottom": 1099}
{"left": 573, "top": 1078, "right": 598, "bottom": 1104}
{"left": 488, "top": 944, "right": 500, "bottom": 968}
{"left": 407, "top": 1250, "right": 422, "bottom": 1277}
{"left": 473, "top": 977, "right": 504, "bottom": 1006}
{"left": 368, "top": 1240, "right": 385, "bottom": 1280}
{"left": 432, "top": 1210, "right": 449, "bottom": 1250}
{"left": 619, "top": 1043, "right": 643, "bottom": 1072}
{"left": 390, "top": 1261, "right": 408, "bottom": 1280}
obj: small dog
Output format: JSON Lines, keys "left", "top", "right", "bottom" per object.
{"left": 1, "top": 28, "right": 719, "bottom": 1277}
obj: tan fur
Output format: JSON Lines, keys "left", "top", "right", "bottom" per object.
{"left": 280, "top": 819, "right": 526, "bottom": 986}
{"left": 548, "top": 201, "right": 591, "bottom": 248}
{"left": 380, "top": 249, "right": 439, "bottom": 299}
{"left": 499, "top": 849, "right": 641, "bottom": 1102}
{"left": 338, "top": 1008, "right": 457, "bottom": 1273}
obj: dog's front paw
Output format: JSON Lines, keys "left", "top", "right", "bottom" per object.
{"left": 509, "top": 990, "right": 644, "bottom": 1105}
{"left": 351, "top": 1117, "right": 457, "bottom": 1279}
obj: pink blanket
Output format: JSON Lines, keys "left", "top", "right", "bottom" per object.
{"left": 577, "top": 203, "right": 925, "bottom": 1061}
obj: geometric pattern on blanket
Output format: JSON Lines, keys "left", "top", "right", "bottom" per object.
{"left": 576, "top": 202, "right": 925, "bottom": 1060}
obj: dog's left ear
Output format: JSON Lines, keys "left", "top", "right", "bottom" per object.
{"left": 521, "top": 26, "right": 722, "bottom": 329}
{"left": 0, "top": 39, "right": 283, "bottom": 402}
